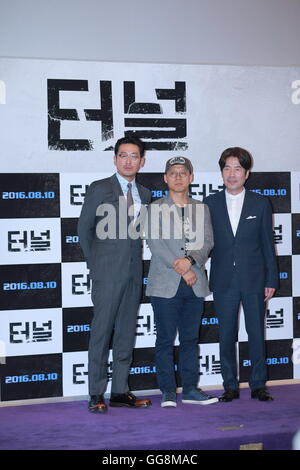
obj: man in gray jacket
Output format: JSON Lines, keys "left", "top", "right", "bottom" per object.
{"left": 146, "top": 156, "right": 218, "bottom": 407}
{"left": 78, "top": 136, "right": 152, "bottom": 413}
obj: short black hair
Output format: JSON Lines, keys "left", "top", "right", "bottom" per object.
{"left": 218, "top": 147, "right": 253, "bottom": 171}
{"left": 114, "top": 135, "right": 146, "bottom": 158}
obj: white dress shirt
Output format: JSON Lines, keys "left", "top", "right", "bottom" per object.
{"left": 116, "top": 172, "right": 141, "bottom": 219}
{"left": 225, "top": 188, "right": 245, "bottom": 236}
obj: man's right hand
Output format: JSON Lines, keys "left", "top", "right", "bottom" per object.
{"left": 173, "top": 257, "right": 192, "bottom": 276}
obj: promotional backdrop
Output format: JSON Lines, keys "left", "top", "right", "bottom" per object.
{"left": 0, "top": 58, "right": 299, "bottom": 402}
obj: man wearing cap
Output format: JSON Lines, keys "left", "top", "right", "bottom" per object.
{"left": 146, "top": 156, "right": 218, "bottom": 407}
{"left": 78, "top": 135, "right": 152, "bottom": 413}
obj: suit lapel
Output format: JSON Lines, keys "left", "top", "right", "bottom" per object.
{"left": 110, "top": 174, "right": 124, "bottom": 198}
{"left": 234, "top": 190, "right": 253, "bottom": 239}
{"left": 136, "top": 182, "right": 150, "bottom": 205}
{"left": 220, "top": 191, "right": 235, "bottom": 239}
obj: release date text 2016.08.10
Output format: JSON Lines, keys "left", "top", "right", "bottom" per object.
{"left": 101, "top": 454, "right": 198, "bottom": 466}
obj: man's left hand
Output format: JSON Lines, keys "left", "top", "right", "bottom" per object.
{"left": 264, "top": 287, "right": 276, "bottom": 301}
{"left": 182, "top": 270, "right": 197, "bottom": 286}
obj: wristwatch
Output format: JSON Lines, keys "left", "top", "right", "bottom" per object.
{"left": 185, "top": 255, "right": 196, "bottom": 265}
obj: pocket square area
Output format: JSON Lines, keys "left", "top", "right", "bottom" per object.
{"left": 246, "top": 215, "right": 257, "bottom": 219}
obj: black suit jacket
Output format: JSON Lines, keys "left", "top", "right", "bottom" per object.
{"left": 78, "top": 174, "right": 151, "bottom": 282}
{"left": 204, "top": 189, "right": 279, "bottom": 294}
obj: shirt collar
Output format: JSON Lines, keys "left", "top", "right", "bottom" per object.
{"left": 116, "top": 172, "right": 136, "bottom": 190}
{"left": 225, "top": 188, "right": 245, "bottom": 201}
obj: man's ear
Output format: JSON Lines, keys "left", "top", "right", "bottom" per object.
{"left": 139, "top": 157, "right": 145, "bottom": 169}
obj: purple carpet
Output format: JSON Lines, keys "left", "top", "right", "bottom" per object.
{"left": 0, "top": 384, "right": 299, "bottom": 450}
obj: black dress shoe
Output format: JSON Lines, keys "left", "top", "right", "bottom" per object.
{"left": 88, "top": 395, "right": 107, "bottom": 413}
{"left": 251, "top": 388, "right": 274, "bottom": 401}
{"left": 109, "top": 392, "right": 152, "bottom": 408}
{"left": 219, "top": 389, "right": 240, "bottom": 402}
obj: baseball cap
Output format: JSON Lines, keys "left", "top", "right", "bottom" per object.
{"left": 165, "top": 156, "right": 193, "bottom": 174}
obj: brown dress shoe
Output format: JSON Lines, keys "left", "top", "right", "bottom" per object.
{"left": 88, "top": 395, "right": 108, "bottom": 413}
{"left": 109, "top": 392, "right": 152, "bottom": 408}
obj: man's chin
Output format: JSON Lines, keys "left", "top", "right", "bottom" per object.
{"left": 120, "top": 171, "right": 136, "bottom": 178}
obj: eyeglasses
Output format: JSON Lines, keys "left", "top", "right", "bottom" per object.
{"left": 117, "top": 152, "right": 141, "bottom": 161}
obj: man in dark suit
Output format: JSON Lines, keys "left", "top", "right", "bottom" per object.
{"left": 78, "top": 136, "right": 152, "bottom": 413}
{"left": 204, "top": 147, "right": 278, "bottom": 402}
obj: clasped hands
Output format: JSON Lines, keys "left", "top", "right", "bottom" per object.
{"left": 172, "top": 260, "right": 277, "bottom": 295}
{"left": 173, "top": 258, "right": 196, "bottom": 286}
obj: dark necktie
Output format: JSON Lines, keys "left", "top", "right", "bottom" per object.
{"left": 127, "top": 183, "right": 134, "bottom": 220}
